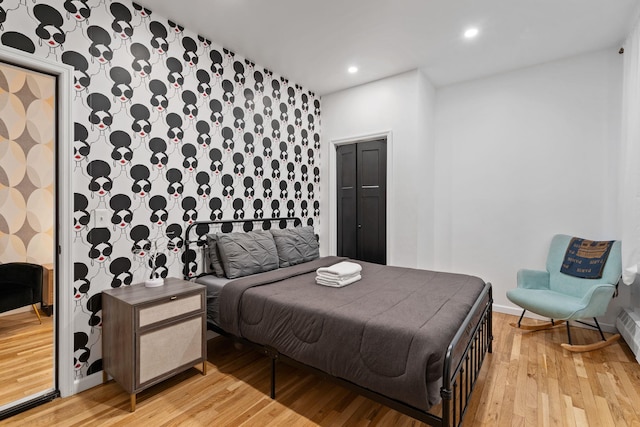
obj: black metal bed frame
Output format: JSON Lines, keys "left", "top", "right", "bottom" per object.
{"left": 183, "top": 217, "right": 303, "bottom": 279}
{"left": 184, "top": 218, "right": 493, "bottom": 427}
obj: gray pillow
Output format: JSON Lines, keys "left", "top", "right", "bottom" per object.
{"left": 206, "top": 234, "right": 225, "bottom": 277}
{"left": 270, "top": 226, "right": 319, "bottom": 267}
{"left": 216, "top": 230, "right": 279, "bottom": 279}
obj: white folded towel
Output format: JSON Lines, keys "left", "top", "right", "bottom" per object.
{"left": 317, "top": 271, "right": 360, "bottom": 282}
{"left": 315, "top": 274, "right": 361, "bottom": 288}
{"left": 316, "top": 261, "right": 362, "bottom": 278}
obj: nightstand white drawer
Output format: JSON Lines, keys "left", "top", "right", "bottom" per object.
{"left": 138, "top": 316, "right": 203, "bottom": 385}
{"left": 138, "top": 293, "right": 202, "bottom": 327}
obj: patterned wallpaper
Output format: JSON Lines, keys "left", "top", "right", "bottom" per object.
{"left": 0, "top": 0, "right": 321, "bottom": 380}
{"left": 0, "top": 61, "right": 55, "bottom": 265}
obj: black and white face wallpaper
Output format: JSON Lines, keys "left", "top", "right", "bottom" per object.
{"left": 0, "top": 0, "right": 321, "bottom": 379}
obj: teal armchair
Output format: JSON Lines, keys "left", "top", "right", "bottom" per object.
{"left": 507, "top": 234, "right": 622, "bottom": 352}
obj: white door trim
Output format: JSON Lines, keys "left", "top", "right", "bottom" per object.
{"left": 328, "top": 130, "right": 393, "bottom": 264}
{"left": 0, "top": 46, "right": 74, "bottom": 399}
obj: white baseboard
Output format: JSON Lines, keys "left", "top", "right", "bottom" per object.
{"left": 492, "top": 303, "right": 617, "bottom": 333}
{"left": 492, "top": 303, "right": 543, "bottom": 319}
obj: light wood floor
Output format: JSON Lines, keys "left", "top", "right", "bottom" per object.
{"left": 0, "top": 310, "right": 54, "bottom": 409}
{"left": 3, "top": 312, "right": 640, "bottom": 426}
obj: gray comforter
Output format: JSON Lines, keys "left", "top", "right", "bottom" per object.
{"left": 218, "top": 256, "right": 486, "bottom": 411}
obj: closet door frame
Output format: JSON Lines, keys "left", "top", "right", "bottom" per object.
{"left": 0, "top": 47, "right": 74, "bottom": 408}
{"left": 329, "top": 130, "right": 392, "bottom": 263}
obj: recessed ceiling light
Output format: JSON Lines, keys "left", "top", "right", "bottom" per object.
{"left": 464, "top": 28, "right": 479, "bottom": 39}
{"left": 348, "top": 66, "right": 358, "bottom": 74}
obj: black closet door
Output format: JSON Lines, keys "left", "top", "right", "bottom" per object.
{"left": 336, "top": 144, "right": 358, "bottom": 259}
{"left": 336, "top": 139, "right": 386, "bottom": 264}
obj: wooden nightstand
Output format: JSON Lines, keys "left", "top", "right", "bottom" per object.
{"left": 102, "top": 278, "right": 207, "bottom": 411}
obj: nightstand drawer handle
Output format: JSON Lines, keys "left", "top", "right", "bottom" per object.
{"left": 170, "top": 296, "right": 177, "bottom": 300}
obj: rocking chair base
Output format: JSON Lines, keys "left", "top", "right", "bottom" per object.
{"left": 509, "top": 320, "right": 565, "bottom": 331}
{"left": 560, "top": 333, "right": 621, "bottom": 353}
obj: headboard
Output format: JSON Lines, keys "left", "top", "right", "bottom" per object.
{"left": 183, "top": 217, "right": 302, "bottom": 280}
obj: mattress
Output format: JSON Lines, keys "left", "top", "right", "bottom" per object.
{"left": 194, "top": 274, "right": 232, "bottom": 325}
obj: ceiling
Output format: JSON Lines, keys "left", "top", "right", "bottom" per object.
{"left": 136, "top": 0, "right": 640, "bottom": 95}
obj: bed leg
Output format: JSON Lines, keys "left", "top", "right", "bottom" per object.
{"left": 440, "top": 387, "right": 452, "bottom": 427}
{"left": 270, "top": 357, "right": 277, "bottom": 399}
{"left": 488, "top": 290, "right": 494, "bottom": 354}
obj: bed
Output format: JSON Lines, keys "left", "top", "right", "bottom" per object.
{"left": 184, "top": 218, "right": 492, "bottom": 427}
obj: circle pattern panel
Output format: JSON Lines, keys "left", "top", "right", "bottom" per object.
{"left": 0, "top": 64, "right": 27, "bottom": 93}
{"left": 26, "top": 188, "right": 54, "bottom": 232}
{"left": 26, "top": 232, "right": 53, "bottom": 264}
{"left": 26, "top": 144, "right": 54, "bottom": 187}
{"left": 0, "top": 139, "right": 27, "bottom": 186}
{"left": 26, "top": 98, "right": 55, "bottom": 144}
{"left": 0, "top": 91, "right": 27, "bottom": 139}
{"left": 26, "top": 73, "right": 55, "bottom": 100}
{"left": 0, "top": 187, "right": 26, "bottom": 233}
{"left": 0, "top": 62, "right": 54, "bottom": 266}
{"left": 0, "top": 233, "right": 27, "bottom": 262}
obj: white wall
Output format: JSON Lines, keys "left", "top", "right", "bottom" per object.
{"left": 433, "top": 49, "right": 624, "bottom": 326}
{"left": 321, "top": 70, "right": 437, "bottom": 268}
{"left": 417, "top": 73, "right": 437, "bottom": 269}
{"left": 321, "top": 49, "right": 625, "bottom": 328}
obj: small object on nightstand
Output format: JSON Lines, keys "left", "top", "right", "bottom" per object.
{"left": 144, "top": 277, "right": 164, "bottom": 287}
{"left": 102, "top": 278, "right": 206, "bottom": 411}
